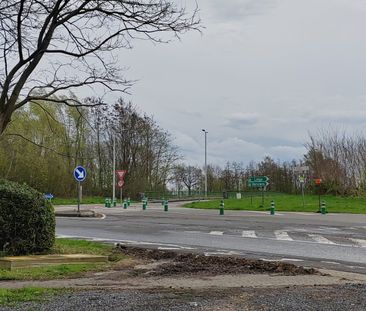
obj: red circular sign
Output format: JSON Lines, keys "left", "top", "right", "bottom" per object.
{"left": 314, "top": 178, "right": 322, "bottom": 185}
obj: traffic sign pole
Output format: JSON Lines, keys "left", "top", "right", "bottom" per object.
{"left": 77, "top": 181, "right": 81, "bottom": 214}
{"left": 120, "top": 187, "right": 123, "bottom": 207}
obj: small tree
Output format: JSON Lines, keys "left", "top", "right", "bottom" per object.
{"left": 173, "top": 164, "right": 202, "bottom": 195}
{"left": 0, "top": 1, "right": 200, "bottom": 134}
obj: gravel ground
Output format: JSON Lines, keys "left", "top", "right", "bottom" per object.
{"left": 1, "top": 284, "right": 365, "bottom": 311}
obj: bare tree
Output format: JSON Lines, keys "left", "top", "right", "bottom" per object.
{"left": 173, "top": 164, "right": 202, "bottom": 195}
{"left": 0, "top": 0, "right": 200, "bottom": 134}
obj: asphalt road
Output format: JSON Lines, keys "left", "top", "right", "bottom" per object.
{"left": 56, "top": 202, "right": 366, "bottom": 274}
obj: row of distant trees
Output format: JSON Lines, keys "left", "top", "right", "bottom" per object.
{"left": 173, "top": 129, "right": 366, "bottom": 196}
{"left": 171, "top": 158, "right": 298, "bottom": 195}
{"left": 2, "top": 103, "right": 366, "bottom": 198}
{"left": 0, "top": 98, "right": 178, "bottom": 198}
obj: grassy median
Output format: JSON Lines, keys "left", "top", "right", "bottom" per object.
{"left": 52, "top": 196, "right": 106, "bottom": 205}
{"left": 185, "top": 194, "right": 366, "bottom": 214}
{"left": 0, "top": 239, "right": 125, "bottom": 281}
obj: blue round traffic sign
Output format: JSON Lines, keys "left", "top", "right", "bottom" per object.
{"left": 73, "top": 166, "right": 87, "bottom": 182}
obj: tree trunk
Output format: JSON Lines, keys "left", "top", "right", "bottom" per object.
{"left": 0, "top": 111, "right": 11, "bottom": 135}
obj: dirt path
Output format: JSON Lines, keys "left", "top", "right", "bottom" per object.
{"left": 1, "top": 246, "right": 366, "bottom": 310}
{"left": 1, "top": 246, "right": 365, "bottom": 290}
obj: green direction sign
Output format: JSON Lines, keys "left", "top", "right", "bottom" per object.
{"left": 248, "top": 176, "right": 269, "bottom": 183}
{"left": 248, "top": 176, "right": 269, "bottom": 188}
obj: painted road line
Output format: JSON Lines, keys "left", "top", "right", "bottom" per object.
{"left": 241, "top": 230, "right": 257, "bottom": 238}
{"left": 350, "top": 238, "right": 366, "bottom": 248}
{"left": 321, "top": 261, "right": 340, "bottom": 265}
{"left": 308, "top": 234, "right": 336, "bottom": 245}
{"left": 280, "top": 258, "right": 304, "bottom": 262}
{"left": 274, "top": 230, "right": 293, "bottom": 241}
{"left": 209, "top": 231, "right": 224, "bottom": 236}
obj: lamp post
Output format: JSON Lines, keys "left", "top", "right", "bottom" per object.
{"left": 112, "top": 135, "right": 116, "bottom": 203}
{"left": 202, "top": 129, "right": 208, "bottom": 198}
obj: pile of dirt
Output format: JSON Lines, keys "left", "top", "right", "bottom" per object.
{"left": 115, "top": 244, "right": 320, "bottom": 277}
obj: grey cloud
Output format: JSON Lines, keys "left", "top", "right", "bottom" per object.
{"left": 205, "top": 0, "right": 277, "bottom": 22}
{"left": 225, "top": 112, "right": 259, "bottom": 129}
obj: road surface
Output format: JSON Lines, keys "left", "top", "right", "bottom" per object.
{"left": 56, "top": 202, "right": 366, "bottom": 274}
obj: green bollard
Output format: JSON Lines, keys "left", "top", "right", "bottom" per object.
{"left": 161, "top": 198, "right": 165, "bottom": 206}
{"left": 142, "top": 199, "right": 147, "bottom": 210}
{"left": 127, "top": 198, "right": 131, "bottom": 207}
{"left": 113, "top": 199, "right": 117, "bottom": 207}
{"left": 219, "top": 200, "right": 224, "bottom": 215}
{"left": 321, "top": 201, "right": 327, "bottom": 215}
{"left": 106, "top": 198, "right": 111, "bottom": 208}
{"left": 164, "top": 200, "right": 168, "bottom": 212}
{"left": 123, "top": 199, "right": 128, "bottom": 209}
{"left": 270, "top": 200, "right": 275, "bottom": 215}
{"left": 104, "top": 198, "right": 108, "bottom": 208}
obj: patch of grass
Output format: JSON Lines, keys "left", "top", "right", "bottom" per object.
{"left": 0, "top": 263, "right": 107, "bottom": 281}
{"left": 0, "top": 239, "right": 126, "bottom": 281}
{"left": 52, "top": 196, "right": 105, "bottom": 205}
{"left": 52, "top": 196, "right": 137, "bottom": 205}
{"left": 185, "top": 193, "right": 366, "bottom": 214}
{"left": 52, "top": 238, "right": 112, "bottom": 256}
{"left": 0, "top": 287, "right": 63, "bottom": 306}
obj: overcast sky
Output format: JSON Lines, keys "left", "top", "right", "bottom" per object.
{"left": 117, "top": 0, "right": 366, "bottom": 167}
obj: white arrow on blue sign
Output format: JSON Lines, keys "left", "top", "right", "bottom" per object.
{"left": 73, "top": 166, "right": 87, "bottom": 182}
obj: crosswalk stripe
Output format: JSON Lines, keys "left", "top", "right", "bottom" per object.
{"left": 241, "top": 230, "right": 257, "bottom": 238}
{"left": 209, "top": 231, "right": 224, "bottom": 236}
{"left": 308, "top": 234, "right": 336, "bottom": 244}
{"left": 350, "top": 238, "right": 366, "bottom": 248}
{"left": 274, "top": 230, "right": 293, "bottom": 241}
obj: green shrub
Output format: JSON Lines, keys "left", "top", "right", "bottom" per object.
{"left": 0, "top": 180, "right": 55, "bottom": 255}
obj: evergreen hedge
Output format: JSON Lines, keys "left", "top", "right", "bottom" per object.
{"left": 0, "top": 180, "right": 55, "bottom": 255}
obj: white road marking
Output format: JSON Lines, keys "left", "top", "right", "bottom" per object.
{"left": 350, "top": 238, "right": 366, "bottom": 248}
{"left": 308, "top": 234, "right": 336, "bottom": 245}
{"left": 209, "top": 231, "right": 224, "bottom": 236}
{"left": 158, "top": 247, "right": 181, "bottom": 250}
{"left": 204, "top": 251, "right": 242, "bottom": 256}
{"left": 241, "top": 230, "right": 257, "bottom": 238}
{"left": 274, "top": 230, "right": 293, "bottom": 241}
{"left": 321, "top": 261, "right": 340, "bottom": 265}
{"left": 280, "top": 258, "right": 304, "bottom": 262}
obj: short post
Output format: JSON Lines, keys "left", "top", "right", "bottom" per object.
{"left": 106, "top": 198, "right": 111, "bottom": 208}
{"left": 220, "top": 200, "right": 224, "bottom": 215}
{"left": 123, "top": 199, "right": 128, "bottom": 209}
{"left": 105, "top": 198, "right": 108, "bottom": 208}
{"left": 161, "top": 198, "right": 165, "bottom": 206}
{"left": 142, "top": 199, "right": 147, "bottom": 210}
{"left": 127, "top": 198, "right": 131, "bottom": 207}
{"left": 164, "top": 200, "right": 169, "bottom": 212}
{"left": 270, "top": 200, "right": 275, "bottom": 215}
{"left": 113, "top": 198, "right": 117, "bottom": 207}
{"left": 321, "top": 201, "right": 327, "bottom": 215}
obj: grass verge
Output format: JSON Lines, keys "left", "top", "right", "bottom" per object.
{"left": 0, "top": 239, "right": 125, "bottom": 281}
{"left": 0, "top": 287, "right": 64, "bottom": 307}
{"left": 52, "top": 196, "right": 105, "bottom": 205}
{"left": 52, "top": 196, "right": 137, "bottom": 205}
{"left": 185, "top": 194, "right": 366, "bottom": 214}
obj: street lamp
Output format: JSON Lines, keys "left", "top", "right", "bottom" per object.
{"left": 112, "top": 135, "right": 116, "bottom": 203}
{"left": 202, "top": 129, "right": 208, "bottom": 198}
